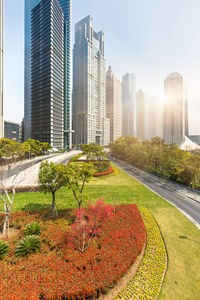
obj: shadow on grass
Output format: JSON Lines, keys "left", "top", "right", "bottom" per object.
{"left": 21, "top": 203, "right": 52, "bottom": 212}
{"left": 179, "top": 235, "right": 200, "bottom": 244}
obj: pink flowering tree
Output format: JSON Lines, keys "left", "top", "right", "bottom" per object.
{"left": 68, "top": 199, "right": 115, "bottom": 252}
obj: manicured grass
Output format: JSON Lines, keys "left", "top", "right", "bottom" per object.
{"left": 12, "top": 164, "right": 200, "bottom": 299}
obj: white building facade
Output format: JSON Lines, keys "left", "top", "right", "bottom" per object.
{"left": 164, "top": 72, "right": 186, "bottom": 145}
{"left": 106, "top": 66, "right": 122, "bottom": 142}
{"left": 72, "top": 16, "right": 110, "bottom": 146}
{"left": 122, "top": 73, "right": 136, "bottom": 137}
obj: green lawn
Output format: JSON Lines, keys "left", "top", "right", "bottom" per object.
{"left": 13, "top": 164, "right": 200, "bottom": 300}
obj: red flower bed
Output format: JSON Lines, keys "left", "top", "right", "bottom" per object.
{"left": 0, "top": 205, "right": 146, "bottom": 300}
{"left": 93, "top": 165, "right": 114, "bottom": 177}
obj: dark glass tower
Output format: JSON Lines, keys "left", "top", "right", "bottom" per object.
{"left": 31, "top": 0, "right": 64, "bottom": 148}
{"left": 24, "top": 0, "right": 72, "bottom": 149}
{"left": 59, "top": 0, "right": 72, "bottom": 149}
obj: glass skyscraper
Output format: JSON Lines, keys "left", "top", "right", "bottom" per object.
{"left": 0, "top": 0, "right": 4, "bottom": 138}
{"left": 72, "top": 16, "right": 110, "bottom": 146}
{"left": 24, "top": 0, "right": 72, "bottom": 149}
{"left": 164, "top": 72, "right": 185, "bottom": 145}
{"left": 122, "top": 73, "right": 136, "bottom": 137}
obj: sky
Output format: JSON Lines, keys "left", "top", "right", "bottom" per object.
{"left": 4, "top": 0, "right": 200, "bottom": 134}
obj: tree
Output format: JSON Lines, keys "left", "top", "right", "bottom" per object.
{"left": 41, "top": 142, "right": 52, "bottom": 154}
{"left": 82, "top": 143, "right": 106, "bottom": 161}
{"left": 62, "top": 163, "right": 95, "bottom": 210}
{"left": 68, "top": 199, "right": 115, "bottom": 252}
{"left": 38, "top": 162, "right": 65, "bottom": 215}
{"left": 24, "top": 139, "right": 41, "bottom": 157}
{"left": 0, "top": 163, "right": 27, "bottom": 236}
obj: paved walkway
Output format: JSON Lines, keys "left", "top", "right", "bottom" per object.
{"left": 3, "top": 151, "right": 80, "bottom": 188}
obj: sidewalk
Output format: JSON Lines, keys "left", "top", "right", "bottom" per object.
{"left": 3, "top": 151, "right": 80, "bottom": 188}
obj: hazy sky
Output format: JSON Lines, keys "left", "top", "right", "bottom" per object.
{"left": 4, "top": 0, "right": 200, "bottom": 134}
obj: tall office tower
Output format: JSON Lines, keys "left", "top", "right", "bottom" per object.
{"left": 24, "top": 0, "right": 72, "bottom": 149}
{"left": 164, "top": 72, "right": 185, "bottom": 144}
{"left": 122, "top": 73, "right": 136, "bottom": 137}
{"left": 72, "top": 15, "right": 110, "bottom": 146}
{"left": 106, "top": 66, "right": 122, "bottom": 142}
{"left": 59, "top": 0, "right": 72, "bottom": 149}
{"left": 136, "top": 89, "right": 149, "bottom": 141}
{"left": 149, "top": 97, "right": 163, "bottom": 140}
{"left": 184, "top": 88, "right": 189, "bottom": 136}
{"left": 0, "top": 0, "right": 4, "bottom": 138}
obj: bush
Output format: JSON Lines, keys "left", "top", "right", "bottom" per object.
{"left": 15, "top": 235, "right": 41, "bottom": 257}
{"left": 0, "top": 240, "right": 9, "bottom": 260}
{"left": 24, "top": 222, "right": 41, "bottom": 236}
{"left": 95, "top": 161, "right": 110, "bottom": 173}
{"left": 0, "top": 205, "right": 146, "bottom": 299}
{"left": 93, "top": 165, "right": 114, "bottom": 177}
{"left": 69, "top": 154, "right": 83, "bottom": 163}
{"left": 68, "top": 199, "right": 115, "bottom": 252}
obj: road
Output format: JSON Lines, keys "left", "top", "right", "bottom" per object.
{"left": 3, "top": 150, "right": 81, "bottom": 188}
{"left": 110, "top": 156, "right": 200, "bottom": 229}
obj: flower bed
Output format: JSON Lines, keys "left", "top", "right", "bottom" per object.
{"left": 93, "top": 165, "right": 114, "bottom": 177}
{"left": 0, "top": 205, "right": 146, "bottom": 300}
{"left": 114, "top": 208, "right": 167, "bottom": 299}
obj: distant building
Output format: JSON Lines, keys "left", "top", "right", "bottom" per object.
{"left": 136, "top": 89, "right": 149, "bottom": 140}
{"left": 189, "top": 135, "right": 200, "bottom": 145}
{"left": 0, "top": 0, "right": 4, "bottom": 138}
{"left": 72, "top": 15, "right": 110, "bottom": 146}
{"left": 122, "top": 74, "right": 136, "bottom": 137}
{"left": 179, "top": 136, "right": 200, "bottom": 151}
{"left": 24, "top": 0, "right": 72, "bottom": 149}
{"left": 4, "top": 121, "right": 22, "bottom": 143}
{"left": 106, "top": 66, "right": 122, "bottom": 142}
{"left": 149, "top": 97, "right": 163, "bottom": 140}
{"left": 164, "top": 72, "right": 186, "bottom": 145}
{"left": 184, "top": 99, "right": 189, "bottom": 137}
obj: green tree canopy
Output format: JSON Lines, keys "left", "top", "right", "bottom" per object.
{"left": 62, "top": 162, "right": 95, "bottom": 209}
{"left": 38, "top": 162, "right": 65, "bottom": 215}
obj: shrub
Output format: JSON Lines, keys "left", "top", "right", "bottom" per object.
{"left": 69, "top": 154, "right": 83, "bottom": 163}
{"left": 15, "top": 235, "right": 41, "bottom": 257}
{"left": 95, "top": 161, "right": 110, "bottom": 173}
{"left": 93, "top": 165, "right": 114, "bottom": 177}
{"left": 0, "top": 240, "right": 9, "bottom": 260}
{"left": 68, "top": 199, "right": 115, "bottom": 252}
{"left": 0, "top": 205, "right": 146, "bottom": 299}
{"left": 24, "top": 222, "right": 41, "bottom": 236}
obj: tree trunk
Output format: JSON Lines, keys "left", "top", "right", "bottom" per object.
{"left": 2, "top": 212, "right": 9, "bottom": 237}
{"left": 51, "top": 192, "right": 56, "bottom": 216}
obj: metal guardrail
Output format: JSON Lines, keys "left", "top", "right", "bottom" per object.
{"left": 110, "top": 155, "right": 200, "bottom": 204}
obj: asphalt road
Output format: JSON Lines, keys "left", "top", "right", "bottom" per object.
{"left": 110, "top": 156, "right": 200, "bottom": 229}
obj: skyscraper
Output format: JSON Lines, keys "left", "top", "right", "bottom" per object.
{"left": 136, "top": 89, "right": 149, "bottom": 141}
{"left": 59, "top": 0, "right": 72, "bottom": 149}
{"left": 24, "top": 0, "right": 72, "bottom": 149}
{"left": 106, "top": 66, "right": 122, "bottom": 142}
{"left": 0, "top": 0, "right": 4, "bottom": 138}
{"left": 164, "top": 72, "right": 185, "bottom": 144}
{"left": 72, "top": 16, "right": 110, "bottom": 146}
{"left": 148, "top": 97, "right": 163, "bottom": 140}
{"left": 122, "top": 73, "right": 136, "bottom": 137}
